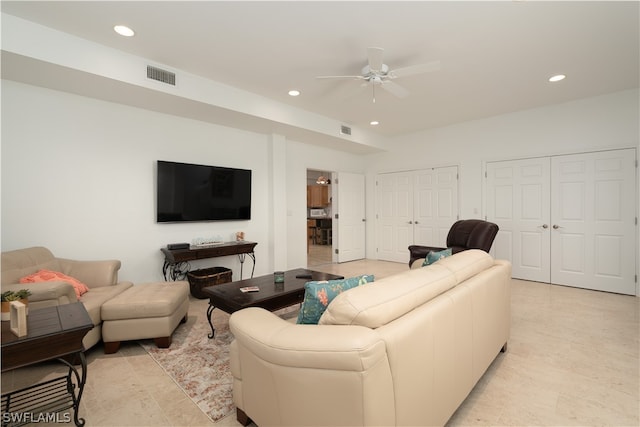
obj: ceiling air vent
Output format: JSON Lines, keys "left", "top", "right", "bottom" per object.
{"left": 147, "top": 65, "right": 176, "bottom": 86}
{"left": 340, "top": 125, "right": 352, "bottom": 136}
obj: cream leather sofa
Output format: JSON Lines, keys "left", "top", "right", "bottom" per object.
{"left": 1, "top": 246, "right": 133, "bottom": 350}
{"left": 229, "top": 249, "right": 511, "bottom": 426}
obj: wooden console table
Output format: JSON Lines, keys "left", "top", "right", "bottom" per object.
{"left": 161, "top": 241, "right": 257, "bottom": 281}
{"left": 1, "top": 302, "right": 93, "bottom": 427}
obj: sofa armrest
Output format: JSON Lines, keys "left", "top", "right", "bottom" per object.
{"left": 56, "top": 258, "right": 121, "bottom": 288}
{"left": 229, "top": 307, "right": 395, "bottom": 427}
{"left": 2, "top": 281, "right": 77, "bottom": 308}
{"left": 230, "top": 307, "right": 387, "bottom": 371}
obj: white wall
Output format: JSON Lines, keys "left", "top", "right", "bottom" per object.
{"left": 363, "top": 89, "right": 639, "bottom": 261}
{"left": 0, "top": 80, "right": 365, "bottom": 283}
{"left": 3, "top": 81, "right": 637, "bottom": 284}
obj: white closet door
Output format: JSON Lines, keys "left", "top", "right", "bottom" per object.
{"left": 377, "top": 168, "right": 459, "bottom": 263}
{"left": 335, "top": 172, "right": 366, "bottom": 263}
{"left": 551, "top": 149, "right": 636, "bottom": 294}
{"left": 414, "top": 167, "right": 458, "bottom": 247}
{"left": 376, "top": 172, "right": 414, "bottom": 263}
{"left": 487, "top": 149, "right": 637, "bottom": 295}
{"left": 486, "top": 158, "right": 551, "bottom": 282}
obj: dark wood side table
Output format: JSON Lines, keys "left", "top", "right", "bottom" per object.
{"left": 161, "top": 241, "right": 257, "bottom": 281}
{"left": 1, "top": 302, "right": 93, "bottom": 427}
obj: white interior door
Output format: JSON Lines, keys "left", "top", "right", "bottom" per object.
{"left": 336, "top": 172, "right": 366, "bottom": 263}
{"left": 414, "top": 166, "right": 459, "bottom": 247}
{"left": 551, "top": 149, "right": 636, "bottom": 294}
{"left": 376, "top": 172, "right": 413, "bottom": 263}
{"left": 486, "top": 158, "right": 551, "bottom": 282}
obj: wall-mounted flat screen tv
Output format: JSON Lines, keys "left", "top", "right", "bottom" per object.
{"left": 157, "top": 160, "right": 251, "bottom": 222}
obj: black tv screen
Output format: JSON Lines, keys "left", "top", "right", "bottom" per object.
{"left": 157, "top": 160, "right": 251, "bottom": 222}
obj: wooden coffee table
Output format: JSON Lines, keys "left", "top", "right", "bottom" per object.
{"left": 202, "top": 268, "right": 344, "bottom": 338}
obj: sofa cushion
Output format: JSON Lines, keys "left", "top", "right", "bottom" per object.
{"left": 1, "top": 247, "right": 61, "bottom": 285}
{"left": 80, "top": 282, "right": 133, "bottom": 325}
{"left": 433, "top": 249, "right": 494, "bottom": 284}
{"left": 422, "top": 248, "right": 452, "bottom": 266}
{"left": 20, "top": 270, "right": 90, "bottom": 298}
{"left": 319, "top": 250, "right": 495, "bottom": 328}
{"left": 101, "top": 282, "right": 189, "bottom": 320}
{"left": 297, "top": 275, "right": 374, "bottom": 324}
{"left": 319, "top": 264, "right": 456, "bottom": 328}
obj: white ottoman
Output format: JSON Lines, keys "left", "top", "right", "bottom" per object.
{"left": 101, "top": 281, "right": 189, "bottom": 354}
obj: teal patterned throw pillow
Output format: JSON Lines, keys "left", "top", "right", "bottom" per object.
{"left": 422, "top": 248, "right": 452, "bottom": 266}
{"left": 296, "top": 274, "right": 374, "bottom": 324}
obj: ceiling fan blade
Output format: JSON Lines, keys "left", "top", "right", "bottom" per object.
{"left": 381, "top": 80, "right": 409, "bottom": 98}
{"left": 389, "top": 60, "right": 441, "bottom": 78}
{"left": 319, "top": 77, "right": 368, "bottom": 102}
{"left": 316, "top": 75, "right": 366, "bottom": 80}
{"left": 367, "top": 47, "right": 384, "bottom": 72}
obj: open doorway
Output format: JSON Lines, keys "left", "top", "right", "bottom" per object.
{"left": 306, "top": 169, "right": 333, "bottom": 267}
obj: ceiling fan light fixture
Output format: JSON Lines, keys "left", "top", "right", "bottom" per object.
{"left": 549, "top": 74, "right": 566, "bottom": 82}
{"left": 316, "top": 47, "right": 440, "bottom": 104}
{"left": 114, "top": 25, "right": 135, "bottom": 37}
{"left": 288, "top": 89, "right": 300, "bottom": 97}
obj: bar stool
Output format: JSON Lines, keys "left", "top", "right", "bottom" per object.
{"left": 317, "top": 219, "right": 332, "bottom": 245}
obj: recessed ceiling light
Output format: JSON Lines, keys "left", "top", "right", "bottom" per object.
{"left": 288, "top": 90, "right": 300, "bottom": 97}
{"left": 549, "top": 74, "right": 566, "bottom": 82}
{"left": 370, "top": 121, "right": 379, "bottom": 126}
{"left": 114, "top": 25, "right": 135, "bottom": 37}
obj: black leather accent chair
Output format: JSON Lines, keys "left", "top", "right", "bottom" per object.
{"left": 408, "top": 219, "right": 499, "bottom": 267}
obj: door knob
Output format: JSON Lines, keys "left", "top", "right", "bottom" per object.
{"left": 408, "top": 221, "right": 413, "bottom": 224}
{"left": 540, "top": 224, "right": 549, "bottom": 229}
{"left": 552, "top": 224, "right": 563, "bottom": 229}
{"left": 414, "top": 221, "right": 419, "bottom": 225}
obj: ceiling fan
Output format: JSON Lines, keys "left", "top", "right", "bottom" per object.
{"left": 316, "top": 47, "right": 441, "bottom": 103}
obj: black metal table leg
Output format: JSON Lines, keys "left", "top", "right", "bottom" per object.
{"left": 57, "top": 351, "right": 87, "bottom": 427}
{"left": 207, "top": 303, "right": 216, "bottom": 339}
{"left": 162, "top": 260, "right": 171, "bottom": 281}
{"left": 248, "top": 252, "right": 256, "bottom": 278}
{"left": 237, "top": 251, "right": 256, "bottom": 279}
{"left": 238, "top": 254, "right": 245, "bottom": 279}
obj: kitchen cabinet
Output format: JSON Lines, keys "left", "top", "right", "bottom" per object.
{"left": 307, "top": 185, "right": 329, "bottom": 207}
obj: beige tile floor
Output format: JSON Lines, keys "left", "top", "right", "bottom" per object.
{"left": 307, "top": 242, "right": 332, "bottom": 267}
{"left": 2, "top": 258, "right": 638, "bottom": 426}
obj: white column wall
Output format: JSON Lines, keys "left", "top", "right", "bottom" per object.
{"left": 285, "top": 140, "right": 368, "bottom": 269}
{"left": 269, "top": 134, "right": 288, "bottom": 271}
